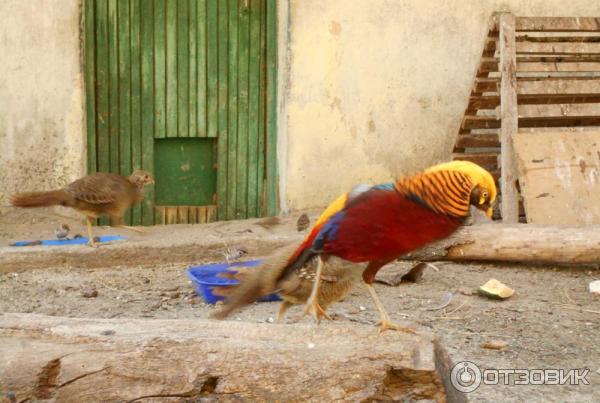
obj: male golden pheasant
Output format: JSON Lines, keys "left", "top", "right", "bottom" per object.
{"left": 214, "top": 160, "right": 496, "bottom": 332}
{"left": 10, "top": 170, "right": 154, "bottom": 247}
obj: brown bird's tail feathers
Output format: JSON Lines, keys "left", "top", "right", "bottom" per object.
{"left": 10, "top": 189, "right": 70, "bottom": 208}
{"left": 211, "top": 242, "right": 303, "bottom": 320}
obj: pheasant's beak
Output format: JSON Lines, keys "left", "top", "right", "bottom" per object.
{"left": 486, "top": 207, "right": 493, "bottom": 218}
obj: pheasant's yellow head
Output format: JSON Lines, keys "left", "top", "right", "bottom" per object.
{"left": 426, "top": 160, "right": 497, "bottom": 218}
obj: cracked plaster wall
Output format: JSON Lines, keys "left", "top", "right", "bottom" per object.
{"left": 282, "top": 0, "right": 600, "bottom": 210}
{"left": 0, "top": 0, "right": 84, "bottom": 208}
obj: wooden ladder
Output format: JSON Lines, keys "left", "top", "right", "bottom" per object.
{"left": 453, "top": 14, "right": 600, "bottom": 222}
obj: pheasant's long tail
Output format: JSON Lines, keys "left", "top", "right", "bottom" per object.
{"left": 211, "top": 242, "right": 305, "bottom": 319}
{"left": 10, "top": 189, "right": 70, "bottom": 208}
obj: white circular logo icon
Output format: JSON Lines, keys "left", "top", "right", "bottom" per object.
{"left": 450, "top": 361, "right": 482, "bottom": 393}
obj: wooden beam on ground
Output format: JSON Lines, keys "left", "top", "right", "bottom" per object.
{"left": 0, "top": 314, "right": 462, "bottom": 403}
{"left": 405, "top": 224, "right": 600, "bottom": 264}
{"left": 499, "top": 13, "right": 520, "bottom": 223}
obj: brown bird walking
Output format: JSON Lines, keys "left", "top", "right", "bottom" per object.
{"left": 212, "top": 242, "right": 362, "bottom": 323}
{"left": 10, "top": 170, "right": 154, "bottom": 247}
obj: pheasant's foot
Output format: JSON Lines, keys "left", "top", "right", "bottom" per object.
{"left": 316, "top": 304, "right": 333, "bottom": 322}
{"left": 375, "top": 317, "right": 416, "bottom": 334}
{"left": 290, "top": 298, "right": 326, "bottom": 324}
{"left": 117, "top": 225, "right": 145, "bottom": 233}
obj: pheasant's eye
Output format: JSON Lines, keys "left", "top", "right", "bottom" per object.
{"left": 482, "top": 191, "right": 488, "bottom": 199}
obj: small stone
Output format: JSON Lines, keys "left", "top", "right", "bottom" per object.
{"left": 359, "top": 306, "right": 366, "bottom": 311}
{"left": 81, "top": 289, "right": 98, "bottom": 298}
{"left": 480, "top": 340, "right": 508, "bottom": 350}
{"left": 588, "top": 280, "right": 600, "bottom": 295}
{"left": 141, "top": 277, "right": 150, "bottom": 284}
{"left": 100, "top": 330, "right": 115, "bottom": 336}
{"left": 307, "top": 342, "right": 315, "bottom": 349}
{"left": 266, "top": 317, "right": 274, "bottom": 323}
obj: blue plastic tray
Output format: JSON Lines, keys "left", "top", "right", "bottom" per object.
{"left": 187, "top": 259, "right": 280, "bottom": 304}
{"left": 10, "top": 235, "right": 126, "bottom": 247}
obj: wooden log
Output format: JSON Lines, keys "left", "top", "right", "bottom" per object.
{"left": 0, "top": 314, "right": 462, "bottom": 403}
{"left": 404, "top": 224, "right": 600, "bottom": 264}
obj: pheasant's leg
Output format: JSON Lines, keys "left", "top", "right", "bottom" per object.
{"left": 117, "top": 225, "right": 145, "bottom": 233}
{"left": 277, "top": 301, "right": 293, "bottom": 324}
{"left": 365, "top": 283, "right": 415, "bottom": 334}
{"left": 86, "top": 217, "right": 98, "bottom": 248}
{"left": 316, "top": 304, "right": 333, "bottom": 322}
{"left": 112, "top": 216, "right": 145, "bottom": 233}
{"left": 291, "top": 257, "right": 325, "bottom": 323}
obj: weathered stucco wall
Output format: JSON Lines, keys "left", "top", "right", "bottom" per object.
{"left": 282, "top": 0, "right": 600, "bottom": 211}
{"left": 2, "top": 0, "right": 599, "bottom": 216}
{"left": 0, "top": 0, "right": 84, "bottom": 208}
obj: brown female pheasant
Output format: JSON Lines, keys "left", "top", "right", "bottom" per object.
{"left": 10, "top": 170, "right": 154, "bottom": 247}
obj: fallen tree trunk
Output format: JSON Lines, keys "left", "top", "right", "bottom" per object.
{"left": 0, "top": 313, "right": 464, "bottom": 403}
{"left": 405, "top": 224, "right": 600, "bottom": 264}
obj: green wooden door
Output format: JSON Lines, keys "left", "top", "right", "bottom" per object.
{"left": 85, "top": 0, "right": 278, "bottom": 225}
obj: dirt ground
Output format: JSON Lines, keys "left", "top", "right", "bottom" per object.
{"left": 1, "top": 209, "right": 599, "bottom": 402}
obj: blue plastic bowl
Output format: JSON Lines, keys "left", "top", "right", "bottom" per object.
{"left": 187, "top": 259, "right": 281, "bottom": 304}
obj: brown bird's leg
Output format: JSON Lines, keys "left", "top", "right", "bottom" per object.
{"left": 112, "top": 216, "right": 145, "bottom": 233}
{"left": 316, "top": 304, "right": 333, "bottom": 322}
{"left": 86, "top": 216, "right": 99, "bottom": 248}
{"left": 292, "top": 256, "right": 327, "bottom": 323}
{"left": 363, "top": 260, "right": 415, "bottom": 334}
{"left": 277, "top": 301, "right": 293, "bottom": 324}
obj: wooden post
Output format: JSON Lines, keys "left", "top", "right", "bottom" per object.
{"left": 499, "top": 13, "right": 520, "bottom": 223}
